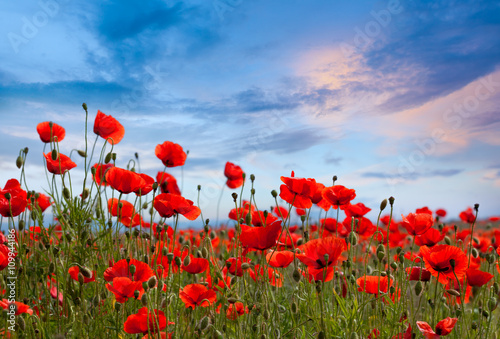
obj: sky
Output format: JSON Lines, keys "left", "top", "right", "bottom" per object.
{"left": 0, "top": 0, "right": 499, "bottom": 226}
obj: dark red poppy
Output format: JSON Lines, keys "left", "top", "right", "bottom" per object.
{"left": 106, "top": 277, "right": 143, "bottom": 303}
{"left": 416, "top": 317, "right": 457, "bottom": 338}
{"left": 459, "top": 207, "right": 476, "bottom": 223}
{"left": 156, "top": 172, "right": 181, "bottom": 195}
{"left": 420, "top": 245, "right": 467, "bottom": 284}
{"left": 344, "top": 202, "right": 371, "bottom": 219}
{"left": 251, "top": 210, "right": 278, "bottom": 227}
{"left": 0, "top": 179, "right": 27, "bottom": 217}
{"left": 103, "top": 258, "right": 154, "bottom": 283}
{"left": 435, "top": 209, "right": 447, "bottom": 217}
{"left": 226, "top": 302, "right": 249, "bottom": 320}
{"left": 296, "top": 236, "right": 346, "bottom": 269}
{"left": 36, "top": 121, "right": 66, "bottom": 143}
{"left": 0, "top": 299, "right": 33, "bottom": 315}
{"left": 155, "top": 141, "right": 187, "bottom": 167}
{"left": 415, "top": 227, "right": 444, "bottom": 247}
{"left": 279, "top": 171, "right": 317, "bottom": 208}
{"left": 179, "top": 283, "right": 217, "bottom": 309}
{"left": 124, "top": 307, "right": 170, "bottom": 335}
{"left": 321, "top": 185, "right": 356, "bottom": 210}
{"left": 266, "top": 250, "right": 294, "bottom": 268}
{"left": 92, "top": 163, "right": 114, "bottom": 186}
{"left": 68, "top": 266, "right": 96, "bottom": 283}
{"left": 28, "top": 192, "right": 51, "bottom": 212}
{"left": 105, "top": 167, "right": 146, "bottom": 194}
{"left": 181, "top": 255, "right": 209, "bottom": 274}
{"left": 401, "top": 212, "right": 434, "bottom": 236}
{"left": 154, "top": 193, "right": 201, "bottom": 220}
{"left": 94, "top": 110, "right": 125, "bottom": 144}
{"left": 224, "top": 162, "right": 244, "bottom": 189}
{"left": 44, "top": 152, "right": 77, "bottom": 175}
{"left": 239, "top": 220, "right": 282, "bottom": 251}
{"left": 466, "top": 268, "right": 493, "bottom": 287}
{"left": 406, "top": 267, "right": 431, "bottom": 281}
{"left": 356, "top": 275, "right": 392, "bottom": 296}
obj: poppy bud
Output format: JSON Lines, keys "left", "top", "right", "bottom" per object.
{"left": 63, "top": 187, "right": 71, "bottom": 200}
{"left": 488, "top": 297, "right": 497, "bottom": 311}
{"left": 77, "top": 150, "right": 87, "bottom": 158}
{"left": 241, "top": 262, "right": 251, "bottom": 270}
{"left": 251, "top": 188, "right": 255, "bottom": 195}
{"left": 18, "top": 220, "right": 25, "bottom": 231}
{"left": 174, "top": 256, "right": 182, "bottom": 267}
{"left": 80, "top": 266, "right": 92, "bottom": 279}
{"left": 482, "top": 310, "right": 489, "bottom": 318}
{"left": 232, "top": 192, "right": 238, "bottom": 201}
{"left": 380, "top": 271, "right": 387, "bottom": 277}
{"left": 271, "top": 190, "right": 277, "bottom": 198}
{"left": 16, "top": 156, "right": 23, "bottom": 169}
{"left": 449, "top": 259, "right": 456, "bottom": 268}
{"left": 389, "top": 286, "right": 395, "bottom": 294}
{"left": 444, "top": 236, "right": 451, "bottom": 245}
{"left": 471, "top": 248, "right": 479, "bottom": 258}
{"left": 487, "top": 253, "right": 495, "bottom": 264}
{"left": 263, "top": 308, "right": 270, "bottom": 320}
{"left": 245, "top": 212, "right": 252, "bottom": 225}
{"left": 141, "top": 293, "right": 147, "bottom": 306}
{"left": 250, "top": 174, "right": 255, "bottom": 182}
{"left": 292, "top": 268, "right": 301, "bottom": 283}
{"left": 3, "top": 192, "right": 11, "bottom": 200}
{"left": 380, "top": 199, "right": 387, "bottom": 211}
{"left": 446, "top": 289, "right": 461, "bottom": 297}
{"left": 474, "top": 203, "right": 479, "bottom": 212}
{"left": 111, "top": 153, "right": 117, "bottom": 161}
{"left": 471, "top": 321, "right": 478, "bottom": 330}
{"left": 81, "top": 188, "right": 89, "bottom": 200}
{"left": 51, "top": 149, "right": 58, "bottom": 160}
{"left": 415, "top": 281, "right": 423, "bottom": 296}
{"left": 493, "top": 282, "right": 500, "bottom": 294}
{"left": 348, "top": 232, "right": 358, "bottom": 246}
{"left": 129, "top": 264, "right": 136, "bottom": 275}
{"left": 183, "top": 255, "right": 191, "bottom": 267}
{"left": 199, "top": 316, "right": 210, "bottom": 331}
{"left": 82, "top": 103, "right": 87, "bottom": 111}
{"left": 104, "top": 152, "right": 112, "bottom": 164}
{"left": 133, "top": 290, "right": 140, "bottom": 299}
{"left": 291, "top": 301, "right": 298, "bottom": 314}
{"left": 77, "top": 272, "right": 85, "bottom": 285}
{"left": 388, "top": 196, "right": 395, "bottom": 206}
{"left": 349, "top": 333, "right": 358, "bottom": 339}
{"left": 390, "top": 262, "right": 398, "bottom": 270}
{"left": 201, "top": 247, "right": 209, "bottom": 259}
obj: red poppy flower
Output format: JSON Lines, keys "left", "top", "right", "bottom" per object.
{"left": 311, "top": 183, "right": 331, "bottom": 211}
{"left": 406, "top": 267, "right": 431, "bottom": 281}
{"left": 249, "top": 264, "right": 283, "bottom": 287}
{"left": 225, "top": 257, "right": 251, "bottom": 277}
{"left": 420, "top": 245, "right": 467, "bottom": 284}
{"left": 266, "top": 250, "right": 294, "bottom": 268}
{"left": 320, "top": 218, "right": 345, "bottom": 234}
{"left": 134, "top": 173, "right": 155, "bottom": 196}
{"left": 155, "top": 141, "right": 187, "bottom": 167}
{"left": 296, "top": 236, "right": 346, "bottom": 270}
{"left": 226, "top": 302, "right": 249, "bottom": 320}
{"left": 344, "top": 202, "right": 371, "bottom": 218}
{"left": 179, "top": 283, "right": 217, "bottom": 309}
{"left": 36, "top": 121, "right": 66, "bottom": 143}
{"left": 416, "top": 206, "right": 432, "bottom": 215}
{"left": 92, "top": 163, "right": 114, "bottom": 186}
{"left": 239, "top": 220, "right": 282, "bottom": 251}
{"left": 153, "top": 193, "right": 201, "bottom": 220}
{"left": 43, "top": 152, "right": 77, "bottom": 175}
{"left": 106, "top": 277, "right": 143, "bottom": 303}
{"left": 416, "top": 317, "right": 457, "bottom": 338}
{"left": 103, "top": 258, "right": 154, "bottom": 283}
{"left": 415, "top": 227, "right": 445, "bottom": 247}
{"left": 435, "top": 209, "right": 447, "bottom": 217}
{"left": 251, "top": 210, "right": 278, "bottom": 227}
{"left": 28, "top": 192, "right": 51, "bottom": 212}
{"left": 181, "top": 255, "right": 209, "bottom": 274}
{"left": 105, "top": 167, "right": 146, "bottom": 194}
{"left": 156, "top": 172, "right": 181, "bottom": 195}
{"left": 224, "top": 162, "right": 244, "bottom": 189}
{"left": 0, "top": 179, "right": 27, "bottom": 217}
{"left": 108, "top": 198, "right": 136, "bottom": 219}
{"left": 459, "top": 207, "right": 476, "bottom": 224}
{"left": 356, "top": 275, "right": 393, "bottom": 296}
{"left": 303, "top": 266, "right": 335, "bottom": 283}
{"left": 94, "top": 110, "right": 125, "bottom": 144}
{"left": 401, "top": 212, "right": 434, "bottom": 236}
{"left": 466, "top": 268, "right": 493, "bottom": 287}
{"left": 343, "top": 216, "right": 376, "bottom": 239}
{"left": 321, "top": 185, "right": 356, "bottom": 210}
{"left": 279, "top": 171, "right": 317, "bottom": 209}
{"left": 124, "top": 307, "right": 170, "bottom": 335}
{"left": 273, "top": 206, "right": 289, "bottom": 219}
{"left": 0, "top": 245, "right": 13, "bottom": 271}
{"left": 0, "top": 299, "right": 33, "bottom": 315}
{"left": 68, "top": 266, "right": 96, "bottom": 283}
{"left": 229, "top": 201, "right": 254, "bottom": 221}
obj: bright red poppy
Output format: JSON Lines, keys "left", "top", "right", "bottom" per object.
{"left": 92, "top": 163, "right": 114, "bottom": 186}
{"left": 249, "top": 264, "right": 283, "bottom": 287}
{"left": 239, "top": 220, "right": 282, "bottom": 251}
{"left": 181, "top": 255, "right": 209, "bottom": 274}
{"left": 0, "top": 179, "right": 27, "bottom": 217}
{"left": 356, "top": 275, "right": 392, "bottom": 296}
{"left": 420, "top": 245, "right": 467, "bottom": 284}
{"left": 124, "top": 307, "right": 170, "bottom": 335}
{"left": 106, "top": 277, "right": 143, "bottom": 303}
{"left": 266, "top": 250, "right": 294, "bottom": 268}
{"left": 251, "top": 210, "right": 278, "bottom": 227}
{"left": 415, "top": 227, "right": 444, "bottom": 247}
{"left": 36, "top": 121, "right": 66, "bottom": 143}
{"left": 321, "top": 185, "right": 356, "bottom": 210}
{"left": 68, "top": 266, "right": 96, "bottom": 283}
{"left": 303, "top": 266, "right": 335, "bottom": 283}
{"left": 416, "top": 317, "right": 457, "bottom": 338}
{"left": 344, "top": 202, "right": 371, "bottom": 218}
{"left": 134, "top": 173, "right": 155, "bottom": 196}
{"left": 94, "top": 110, "right": 125, "bottom": 144}
{"left": 105, "top": 167, "right": 146, "bottom": 194}
{"left": 103, "top": 258, "right": 154, "bottom": 283}
{"left": 224, "top": 162, "right": 244, "bottom": 189}
{"left": 296, "top": 236, "right": 346, "bottom": 270}
{"left": 459, "top": 207, "right": 476, "bottom": 223}
{"left": 156, "top": 172, "right": 181, "bottom": 195}
{"left": 155, "top": 141, "right": 187, "bottom": 167}
{"left": 179, "top": 283, "right": 217, "bottom": 309}
{"left": 279, "top": 171, "right": 317, "bottom": 208}
{"left": 154, "top": 193, "right": 201, "bottom": 220}
{"left": 0, "top": 299, "right": 33, "bottom": 315}
{"left": 226, "top": 302, "right": 249, "bottom": 320}
{"left": 273, "top": 206, "right": 289, "bottom": 219}
{"left": 320, "top": 218, "right": 345, "bottom": 234}
{"left": 43, "top": 152, "right": 77, "bottom": 175}
{"left": 28, "top": 192, "right": 51, "bottom": 212}
{"left": 466, "top": 268, "right": 493, "bottom": 287}
{"left": 311, "top": 183, "right": 331, "bottom": 211}
{"left": 108, "top": 198, "right": 136, "bottom": 219}
{"left": 435, "top": 209, "right": 447, "bottom": 217}
{"left": 401, "top": 212, "right": 434, "bottom": 236}
{"left": 406, "top": 267, "right": 431, "bottom": 281}
{"left": 225, "top": 257, "right": 251, "bottom": 277}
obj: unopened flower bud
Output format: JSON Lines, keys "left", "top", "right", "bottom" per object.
{"left": 77, "top": 150, "right": 87, "bottom": 158}
{"left": 380, "top": 199, "right": 387, "bottom": 211}
{"left": 271, "top": 190, "right": 277, "bottom": 198}
{"left": 446, "top": 289, "right": 461, "bottom": 297}
{"left": 16, "top": 156, "right": 23, "bottom": 169}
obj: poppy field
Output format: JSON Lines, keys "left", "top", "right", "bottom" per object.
{"left": 1, "top": 105, "right": 500, "bottom": 339}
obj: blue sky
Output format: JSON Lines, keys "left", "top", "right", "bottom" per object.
{"left": 1, "top": 0, "right": 499, "bottom": 225}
